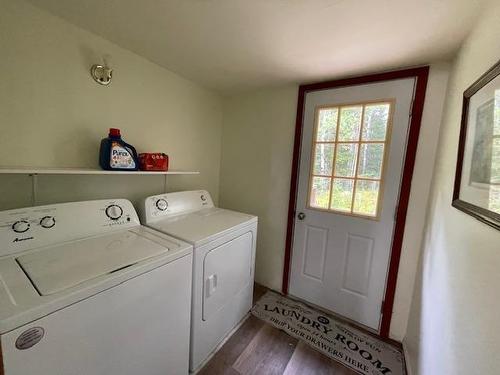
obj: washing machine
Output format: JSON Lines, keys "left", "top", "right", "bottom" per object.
{"left": 0, "top": 199, "right": 193, "bottom": 375}
{"left": 139, "top": 190, "right": 257, "bottom": 372}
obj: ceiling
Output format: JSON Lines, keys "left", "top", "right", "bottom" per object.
{"left": 28, "top": 0, "right": 487, "bottom": 94}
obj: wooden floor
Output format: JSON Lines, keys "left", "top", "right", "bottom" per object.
{"left": 198, "top": 284, "right": 357, "bottom": 375}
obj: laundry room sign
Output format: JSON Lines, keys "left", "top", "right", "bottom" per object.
{"left": 252, "top": 292, "right": 406, "bottom": 375}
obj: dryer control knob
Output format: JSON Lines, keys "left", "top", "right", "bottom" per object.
{"left": 12, "top": 220, "right": 30, "bottom": 233}
{"left": 105, "top": 205, "right": 123, "bottom": 220}
{"left": 40, "top": 216, "right": 56, "bottom": 229}
{"left": 156, "top": 199, "right": 168, "bottom": 211}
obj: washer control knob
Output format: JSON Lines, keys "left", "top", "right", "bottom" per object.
{"left": 40, "top": 216, "right": 56, "bottom": 229}
{"left": 12, "top": 220, "right": 30, "bottom": 233}
{"left": 105, "top": 205, "right": 123, "bottom": 220}
{"left": 156, "top": 199, "right": 168, "bottom": 211}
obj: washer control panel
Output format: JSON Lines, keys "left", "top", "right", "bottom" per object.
{"left": 0, "top": 199, "right": 140, "bottom": 256}
{"left": 40, "top": 216, "right": 56, "bottom": 228}
{"left": 155, "top": 199, "right": 168, "bottom": 211}
{"left": 12, "top": 220, "right": 31, "bottom": 233}
{"left": 105, "top": 204, "right": 123, "bottom": 220}
{"left": 139, "top": 190, "right": 214, "bottom": 223}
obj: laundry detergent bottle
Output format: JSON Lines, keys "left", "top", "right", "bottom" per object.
{"left": 99, "top": 128, "right": 139, "bottom": 171}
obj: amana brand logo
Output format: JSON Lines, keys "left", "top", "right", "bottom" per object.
{"left": 16, "top": 327, "right": 44, "bottom": 350}
{"left": 13, "top": 236, "right": 34, "bottom": 243}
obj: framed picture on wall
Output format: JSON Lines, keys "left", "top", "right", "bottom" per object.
{"left": 453, "top": 59, "right": 500, "bottom": 230}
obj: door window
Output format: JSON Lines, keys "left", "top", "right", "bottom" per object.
{"left": 308, "top": 101, "right": 393, "bottom": 218}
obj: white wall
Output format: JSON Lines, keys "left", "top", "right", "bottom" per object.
{"left": 0, "top": 0, "right": 223, "bottom": 210}
{"left": 404, "top": 2, "right": 500, "bottom": 374}
{"left": 219, "top": 66, "right": 450, "bottom": 340}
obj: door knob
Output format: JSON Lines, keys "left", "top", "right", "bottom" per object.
{"left": 297, "top": 212, "right": 306, "bottom": 220}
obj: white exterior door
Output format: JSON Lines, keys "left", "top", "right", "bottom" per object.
{"left": 289, "top": 78, "right": 415, "bottom": 331}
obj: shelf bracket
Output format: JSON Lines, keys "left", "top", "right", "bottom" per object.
{"left": 29, "top": 173, "right": 38, "bottom": 206}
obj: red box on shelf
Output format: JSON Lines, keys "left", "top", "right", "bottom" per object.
{"left": 138, "top": 153, "right": 169, "bottom": 171}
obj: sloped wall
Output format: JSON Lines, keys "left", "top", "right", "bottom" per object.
{"left": 404, "top": 2, "right": 500, "bottom": 374}
{"left": 0, "top": 0, "right": 223, "bottom": 210}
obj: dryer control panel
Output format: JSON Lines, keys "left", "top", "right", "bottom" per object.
{"left": 139, "top": 190, "right": 214, "bottom": 223}
{"left": 0, "top": 199, "right": 140, "bottom": 257}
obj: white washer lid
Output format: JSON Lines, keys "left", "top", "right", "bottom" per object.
{"left": 16, "top": 230, "right": 170, "bottom": 296}
{"left": 149, "top": 207, "right": 257, "bottom": 246}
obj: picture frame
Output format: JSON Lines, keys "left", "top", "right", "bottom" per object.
{"left": 452, "top": 59, "right": 500, "bottom": 230}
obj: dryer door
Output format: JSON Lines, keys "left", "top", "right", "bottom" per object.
{"left": 203, "top": 232, "right": 253, "bottom": 321}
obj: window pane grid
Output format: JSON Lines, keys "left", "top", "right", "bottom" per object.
{"left": 327, "top": 106, "right": 343, "bottom": 209}
{"left": 349, "top": 105, "right": 366, "bottom": 213}
{"left": 312, "top": 174, "right": 381, "bottom": 181}
{"left": 316, "top": 140, "right": 387, "bottom": 145}
{"left": 308, "top": 101, "right": 392, "bottom": 218}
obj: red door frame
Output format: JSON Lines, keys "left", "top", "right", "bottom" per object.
{"left": 281, "top": 66, "right": 429, "bottom": 338}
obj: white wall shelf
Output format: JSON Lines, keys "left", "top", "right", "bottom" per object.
{"left": 0, "top": 167, "right": 199, "bottom": 175}
{"left": 0, "top": 167, "right": 200, "bottom": 206}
